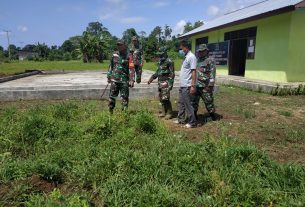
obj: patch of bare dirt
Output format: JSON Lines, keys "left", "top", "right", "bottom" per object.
{"left": 28, "top": 174, "right": 59, "bottom": 193}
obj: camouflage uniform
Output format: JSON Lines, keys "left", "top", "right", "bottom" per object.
{"left": 191, "top": 44, "right": 216, "bottom": 119}
{"left": 148, "top": 47, "right": 175, "bottom": 119}
{"left": 107, "top": 41, "right": 135, "bottom": 112}
{"left": 129, "top": 36, "right": 144, "bottom": 83}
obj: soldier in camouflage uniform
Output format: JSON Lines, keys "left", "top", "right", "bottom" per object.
{"left": 107, "top": 40, "right": 135, "bottom": 113}
{"left": 191, "top": 44, "right": 217, "bottom": 121}
{"left": 148, "top": 47, "right": 175, "bottom": 119}
{"left": 129, "top": 36, "right": 144, "bottom": 84}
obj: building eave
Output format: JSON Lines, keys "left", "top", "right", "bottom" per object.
{"left": 180, "top": 5, "right": 296, "bottom": 39}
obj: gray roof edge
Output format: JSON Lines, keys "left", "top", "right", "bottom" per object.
{"left": 180, "top": 0, "right": 303, "bottom": 38}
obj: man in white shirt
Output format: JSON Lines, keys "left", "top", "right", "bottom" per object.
{"left": 174, "top": 40, "right": 197, "bottom": 128}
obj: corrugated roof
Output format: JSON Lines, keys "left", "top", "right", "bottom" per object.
{"left": 181, "top": 0, "right": 304, "bottom": 37}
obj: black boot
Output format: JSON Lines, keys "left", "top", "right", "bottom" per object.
{"left": 109, "top": 108, "right": 114, "bottom": 115}
{"left": 210, "top": 112, "right": 217, "bottom": 121}
{"left": 194, "top": 111, "right": 198, "bottom": 121}
{"left": 159, "top": 104, "right": 166, "bottom": 118}
{"left": 165, "top": 101, "right": 173, "bottom": 120}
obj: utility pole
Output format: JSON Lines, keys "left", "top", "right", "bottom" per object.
{"left": 3, "top": 30, "right": 11, "bottom": 59}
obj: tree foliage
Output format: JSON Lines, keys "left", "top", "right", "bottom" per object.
{"left": 0, "top": 20, "right": 202, "bottom": 63}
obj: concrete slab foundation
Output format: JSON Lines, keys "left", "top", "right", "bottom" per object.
{"left": 1, "top": 70, "right": 303, "bottom": 101}
{"left": 0, "top": 71, "right": 182, "bottom": 101}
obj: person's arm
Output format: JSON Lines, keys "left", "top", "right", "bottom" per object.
{"left": 148, "top": 63, "right": 159, "bottom": 84}
{"left": 128, "top": 53, "right": 135, "bottom": 87}
{"left": 207, "top": 60, "right": 216, "bottom": 92}
{"left": 107, "top": 56, "right": 114, "bottom": 83}
{"left": 190, "top": 54, "right": 197, "bottom": 94}
{"left": 140, "top": 47, "right": 144, "bottom": 67}
{"left": 168, "top": 60, "right": 175, "bottom": 90}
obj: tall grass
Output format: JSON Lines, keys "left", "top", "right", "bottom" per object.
{"left": 0, "top": 102, "right": 304, "bottom": 206}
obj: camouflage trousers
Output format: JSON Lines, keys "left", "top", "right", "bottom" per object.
{"left": 191, "top": 87, "right": 215, "bottom": 113}
{"left": 158, "top": 81, "right": 171, "bottom": 104}
{"left": 135, "top": 65, "right": 142, "bottom": 83}
{"left": 109, "top": 82, "right": 129, "bottom": 110}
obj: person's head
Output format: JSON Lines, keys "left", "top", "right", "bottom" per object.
{"left": 117, "top": 40, "right": 126, "bottom": 53}
{"left": 156, "top": 47, "right": 168, "bottom": 61}
{"left": 132, "top": 36, "right": 139, "bottom": 46}
{"left": 179, "top": 40, "right": 191, "bottom": 54}
{"left": 196, "top": 44, "right": 209, "bottom": 58}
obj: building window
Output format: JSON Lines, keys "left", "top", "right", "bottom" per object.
{"left": 195, "top": 36, "right": 208, "bottom": 50}
{"left": 224, "top": 27, "right": 257, "bottom": 41}
{"left": 224, "top": 27, "right": 257, "bottom": 60}
{"left": 247, "top": 38, "right": 256, "bottom": 59}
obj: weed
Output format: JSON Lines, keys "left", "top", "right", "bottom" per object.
{"left": 278, "top": 110, "right": 293, "bottom": 117}
{"left": 235, "top": 107, "right": 256, "bottom": 119}
{"left": 285, "top": 128, "right": 305, "bottom": 143}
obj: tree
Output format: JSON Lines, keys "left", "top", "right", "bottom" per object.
{"left": 183, "top": 21, "right": 204, "bottom": 34}
{"left": 183, "top": 22, "right": 194, "bottom": 34}
{"left": 145, "top": 26, "right": 162, "bottom": 62}
{"left": 164, "top": 25, "right": 172, "bottom": 41}
{"left": 7, "top": 44, "right": 18, "bottom": 60}
{"left": 22, "top": 44, "right": 36, "bottom": 52}
{"left": 68, "top": 36, "right": 83, "bottom": 60}
{"left": 61, "top": 40, "right": 74, "bottom": 53}
{"left": 122, "top": 28, "right": 138, "bottom": 45}
{"left": 34, "top": 43, "right": 50, "bottom": 60}
{"left": 193, "top": 20, "right": 204, "bottom": 29}
{"left": 86, "top": 22, "right": 108, "bottom": 36}
{"left": 79, "top": 22, "right": 113, "bottom": 63}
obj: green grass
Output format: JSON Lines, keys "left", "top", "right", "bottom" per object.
{"left": 235, "top": 107, "right": 257, "bottom": 119}
{"left": 0, "top": 101, "right": 305, "bottom": 206}
{"left": 144, "top": 59, "right": 183, "bottom": 72}
{"left": 278, "top": 110, "right": 293, "bottom": 117}
{"left": 0, "top": 61, "right": 109, "bottom": 75}
{"left": 0, "top": 59, "right": 183, "bottom": 76}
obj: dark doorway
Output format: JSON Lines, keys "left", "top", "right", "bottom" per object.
{"left": 229, "top": 39, "right": 248, "bottom": 76}
{"left": 225, "top": 27, "right": 257, "bottom": 76}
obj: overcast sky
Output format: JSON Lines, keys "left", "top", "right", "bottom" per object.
{"left": 0, "top": 0, "right": 262, "bottom": 48}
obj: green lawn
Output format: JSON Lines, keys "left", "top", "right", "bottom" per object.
{"left": 0, "top": 59, "right": 183, "bottom": 76}
{"left": 0, "top": 61, "right": 109, "bottom": 76}
{"left": 0, "top": 86, "right": 305, "bottom": 206}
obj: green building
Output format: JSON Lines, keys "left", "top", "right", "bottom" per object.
{"left": 181, "top": 0, "right": 305, "bottom": 82}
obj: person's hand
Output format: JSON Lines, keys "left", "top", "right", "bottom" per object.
{"left": 129, "top": 81, "right": 134, "bottom": 88}
{"left": 147, "top": 77, "right": 153, "bottom": 85}
{"left": 207, "top": 86, "right": 214, "bottom": 93}
{"left": 190, "top": 86, "right": 196, "bottom": 95}
{"left": 107, "top": 78, "right": 111, "bottom": 83}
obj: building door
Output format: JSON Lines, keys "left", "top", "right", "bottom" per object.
{"left": 229, "top": 39, "right": 248, "bottom": 76}
{"left": 225, "top": 27, "right": 257, "bottom": 76}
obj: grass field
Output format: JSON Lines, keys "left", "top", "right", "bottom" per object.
{"left": 0, "top": 59, "right": 183, "bottom": 77}
{"left": 1, "top": 86, "right": 305, "bottom": 206}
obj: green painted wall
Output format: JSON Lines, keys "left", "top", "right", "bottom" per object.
{"left": 287, "top": 8, "right": 305, "bottom": 82}
{"left": 190, "top": 9, "right": 305, "bottom": 82}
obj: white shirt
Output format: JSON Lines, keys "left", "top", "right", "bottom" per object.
{"left": 180, "top": 51, "right": 197, "bottom": 87}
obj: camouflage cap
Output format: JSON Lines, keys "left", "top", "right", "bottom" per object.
{"left": 132, "top": 36, "right": 138, "bottom": 41}
{"left": 197, "top": 44, "right": 209, "bottom": 52}
{"left": 117, "top": 39, "right": 125, "bottom": 45}
{"left": 156, "top": 47, "right": 168, "bottom": 55}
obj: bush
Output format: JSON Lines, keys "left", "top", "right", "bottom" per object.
{"left": 134, "top": 110, "right": 158, "bottom": 133}
{"left": 63, "top": 52, "right": 72, "bottom": 61}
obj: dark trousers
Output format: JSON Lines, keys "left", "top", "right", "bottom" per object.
{"left": 108, "top": 82, "right": 129, "bottom": 110}
{"left": 177, "top": 87, "right": 197, "bottom": 126}
{"left": 191, "top": 87, "right": 215, "bottom": 113}
{"left": 135, "top": 65, "right": 142, "bottom": 83}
